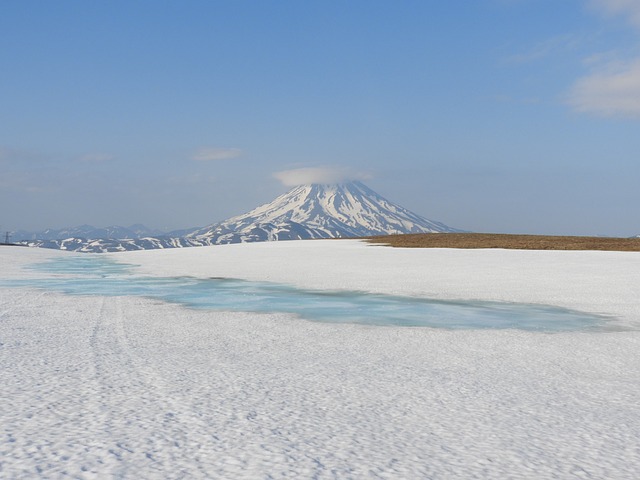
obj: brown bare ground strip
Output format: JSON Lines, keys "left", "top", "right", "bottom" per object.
{"left": 364, "top": 233, "right": 640, "bottom": 252}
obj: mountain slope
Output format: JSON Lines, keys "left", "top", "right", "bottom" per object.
{"left": 188, "top": 181, "right": 458, "bottom": 243}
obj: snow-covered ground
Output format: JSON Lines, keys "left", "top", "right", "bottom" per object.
{"left": 2, "top": 241, "right": 640, "bottom": 479}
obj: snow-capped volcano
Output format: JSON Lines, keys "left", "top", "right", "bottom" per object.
{"left": 19, "top": 181, "right": 459, "bottom": 252}
{"left": 188, "top": 181, "right": 458, "bottom": 243}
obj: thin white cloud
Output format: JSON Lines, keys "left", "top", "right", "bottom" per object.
{"left": 0, "top": 171, "right": 59, "bottom": 194}
{"left": 0, "top": 146, "right": 43, "bottom": 164}
{"left": 589, "top": 0, "right": 640, "bottom": 27}
{"left": 565, "top": 1, "right": 640, "bottom": 118}
{"left": 273, "top": 166, "right": 371, "bottom": 186}
{"left": 506, "top": 34, "right": 583, "bottom": 64}
{"left": 166, "top": 173, "right": 217, "bottom": 186}
{"left": 192, "top": 147, "right": 242, "bottom": 162}
{"left": 79, "top": 153, "right": 115, "bottom": 163}
{"left": 491, "top": 94, "right": 541, "bottom": 105}
{"left": 568, "top": 59, "right": 640, "bottom": 117}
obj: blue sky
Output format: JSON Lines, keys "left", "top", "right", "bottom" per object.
{"left": 2, "top": 0, "right": 640, "bottom": 235}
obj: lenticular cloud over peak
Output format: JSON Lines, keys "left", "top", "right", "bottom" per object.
{"left": 273, "top": 166, "right": 369, "bottom": 186}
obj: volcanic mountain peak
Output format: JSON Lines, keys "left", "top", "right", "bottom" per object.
{"left": 20, "top": 181, "right": 459, "bottom": 252}
{"left": 189, "top": 181, "right": 459, "bottom": 241}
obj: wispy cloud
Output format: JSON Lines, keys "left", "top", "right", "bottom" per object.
{"left": 506, "top": 34, "right": 583, "bottom": 64}
{"left": 568, "top": 59, "right": 640, "bottom": 117}
{"left": 589, "top": 0, "right": 640, "bottom": 27}
{"left": 0, "top": 171, "right": 60, "bottom": 194}
{"left": 273, "top": 166, "right": 371, "bottom": 186}
{"left": 564, "top": 2, "right": 640, "bottom": 118}
{"left": 491, "top": 94, "right": 541, "bottom": 105}
{"left": 166, "top": 173, "right": 217, "bottom": 186}
{"left": 0, "top": 146, "right": 44, "bottom": 164}
{"left": 79, "top": 153, "right": 115, "bottom": 163}
{"left": 192, "top": 147, "right": 242, "bottom": 162}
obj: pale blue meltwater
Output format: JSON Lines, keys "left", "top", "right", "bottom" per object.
{"left": 7, "top": 256, "right": 609, "bottom": 332}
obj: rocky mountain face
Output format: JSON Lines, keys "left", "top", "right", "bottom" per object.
{"left": 19, "top": 182, "right": 459, "bottom": 252}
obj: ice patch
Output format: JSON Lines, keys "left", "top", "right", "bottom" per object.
{"left": 4, "top": 256, "right": 610, "bottom": 332}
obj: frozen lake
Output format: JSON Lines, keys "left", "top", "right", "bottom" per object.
{"left": 6, "top": 255, "right": 609, "bottom": 331}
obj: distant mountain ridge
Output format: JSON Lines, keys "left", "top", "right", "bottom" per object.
{"left": 18, "top": 181, "right": 460, "bottom": 252}
{"left": 14, "top": 224, "right": 167, "bottom": 242}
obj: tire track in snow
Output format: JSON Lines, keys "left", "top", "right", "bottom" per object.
{"left": 87, "top": 296, "right": 224, "bottom": 478}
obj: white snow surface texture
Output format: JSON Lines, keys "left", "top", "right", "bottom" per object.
{"left": 1, "top": 240, "right": 640, "bottom": 479}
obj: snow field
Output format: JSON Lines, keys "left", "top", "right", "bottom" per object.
{"left": 2, "top": 243, "right": 640, "bottom": 478}
{"left": 115, "top": 239, "right": 640, "bottom": 328}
